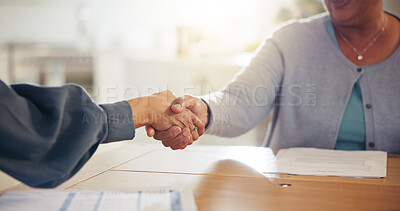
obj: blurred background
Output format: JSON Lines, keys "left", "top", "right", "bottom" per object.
{"left": 0, "top": 0, "right": 399, "bottom": 146}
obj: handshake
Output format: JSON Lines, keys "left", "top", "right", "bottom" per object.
{"left": 127, "top": 90, "right": 208, "bottom": 150}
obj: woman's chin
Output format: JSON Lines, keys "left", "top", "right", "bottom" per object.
{"left": 328, "top": 0, "right": 351, "bottom": 10}
{"left": 329, "top": 8, "right": 359, "bottom": 26}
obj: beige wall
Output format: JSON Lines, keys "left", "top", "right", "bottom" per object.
{"left": 0, "top": 46, "right": 9, "bottom": 83}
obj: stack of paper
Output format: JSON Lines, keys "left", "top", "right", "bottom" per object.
{"left": 270, "top": 148, "right": 387, "bottom": 178}
{"left": 0, "top": 189, "right": 197, "bottom": 211}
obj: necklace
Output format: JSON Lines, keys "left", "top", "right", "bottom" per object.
{"left": 337, "top": 17, "right": 387, "bottom": 61}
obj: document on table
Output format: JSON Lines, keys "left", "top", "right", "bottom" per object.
{"left": 0, "top": 189, "right": 197, "bottom": 211}
{"left": 270, "top": 148, "right": 387, "bottom": 178}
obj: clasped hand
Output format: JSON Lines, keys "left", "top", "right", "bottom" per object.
{"left": 128, "top": 90, "right": 208, "bottom": 150}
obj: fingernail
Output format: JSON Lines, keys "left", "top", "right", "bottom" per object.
{"left": 173, "top": 104, "right": 182, "bottom": 109}
{"left": 183, "top": 129, "right": 190, "bottom": 137}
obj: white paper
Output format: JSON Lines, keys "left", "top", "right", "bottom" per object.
{"left": 0, "top": 189, "right": 197, "bottom": 211}
{"left": 269, "top": 148, "right": 387, "bottom": 178}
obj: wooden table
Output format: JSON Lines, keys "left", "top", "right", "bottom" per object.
{"left": 1, "top": 141, "right": 400, "bottom": 210}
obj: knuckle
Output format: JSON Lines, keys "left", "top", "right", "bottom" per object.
{"left": 189, "top": 125, "right": 195, "bottom": 131}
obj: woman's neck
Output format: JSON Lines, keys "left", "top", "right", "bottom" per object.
{"left": 332, "top": 11, "right": 387, "bottom": 47}
{"left": 332, "top": 12, "right": 400, "bottom": 66}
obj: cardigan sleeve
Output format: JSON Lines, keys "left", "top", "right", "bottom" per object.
{"left": 203, "top": 37, "right": 284, "bottom": 137}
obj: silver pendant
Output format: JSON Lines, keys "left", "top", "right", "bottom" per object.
{"left": 357, "top": 55, "right": 363, "bottom": 61}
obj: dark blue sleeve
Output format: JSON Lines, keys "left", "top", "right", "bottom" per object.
{"left": 0, "top": 80, "right": 135, "bottom": 188}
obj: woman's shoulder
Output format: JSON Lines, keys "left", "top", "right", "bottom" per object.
{"left": 273, "top": 12, "right": 329, "bottom": 36}
{"left": 268, "top": 12, "right": 330, "bottom": 50}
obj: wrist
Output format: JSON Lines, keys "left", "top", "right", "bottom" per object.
{"left": 128, "top": 97, "right": 152, "bottom": 128}
{"left": 200, "top": 98, "right": 210, "bottom": 127}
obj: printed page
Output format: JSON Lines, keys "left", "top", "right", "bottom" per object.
{"left": 269, "top": 148, "right": 387, "bottom": 178}
{"left": 0, "top": 189, "right": 197, "bottom": 211}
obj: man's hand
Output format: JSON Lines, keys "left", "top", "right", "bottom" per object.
{"left": 145, "top": 95, "right": 209, "bottom": 150}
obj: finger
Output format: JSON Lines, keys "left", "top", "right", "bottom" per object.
{"left": 192, "top": 116, "right": 205, "bottom": 136}
{"left": 162, "top": 128, "right": 191, "bottom": 147}
{"left": 191, "top": 129, "right": 199, "bottom": 141}
{"left": 171, "top": 128, "right": 193, "bottom": 149}
{"left": 189, "top": 120, "right": 200, "bottom": 141}
{"left": 176, "top": 114, "right": 200, "bottom": 141}
{"left": 162, "top": 127, "right": 191, "bottom": 147}
{"left": 171, "top": 96, "right": 196, "bottom": 114}
{"left": 171, "top": 135, "right": 191, "bottom": 150}
{"left": 177, "top": 114, "right": 195, "bottom": 132}
{"left": 178, "top": 114, "right": 202, "bottom": 141}
{"left": 145, "top": 125, "right": 155, "bottom": 137}
{"left": 170, "top": 97, "right": 185, "bottom": 113}
{"left": 186, "top": 133, "right": 194, "bottom": 145}
{"left": 153, "top": 126, "right": 182, "bottom": 141}
{"left": 177, "top": 117, "right": 197, "bottom": 141}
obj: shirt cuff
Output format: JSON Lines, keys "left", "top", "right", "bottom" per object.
{"left": 201, "top": 97, "right": 214, "bottom": 134}
{"left": 100, "top": 100, "right": 135, "bottom": 143}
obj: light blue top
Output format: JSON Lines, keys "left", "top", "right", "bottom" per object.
{"left": 204, "top": 13, "right": 400, "bottom": 153}
{"left": 323, "top": 17, "right": 366, "bottom": 150}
